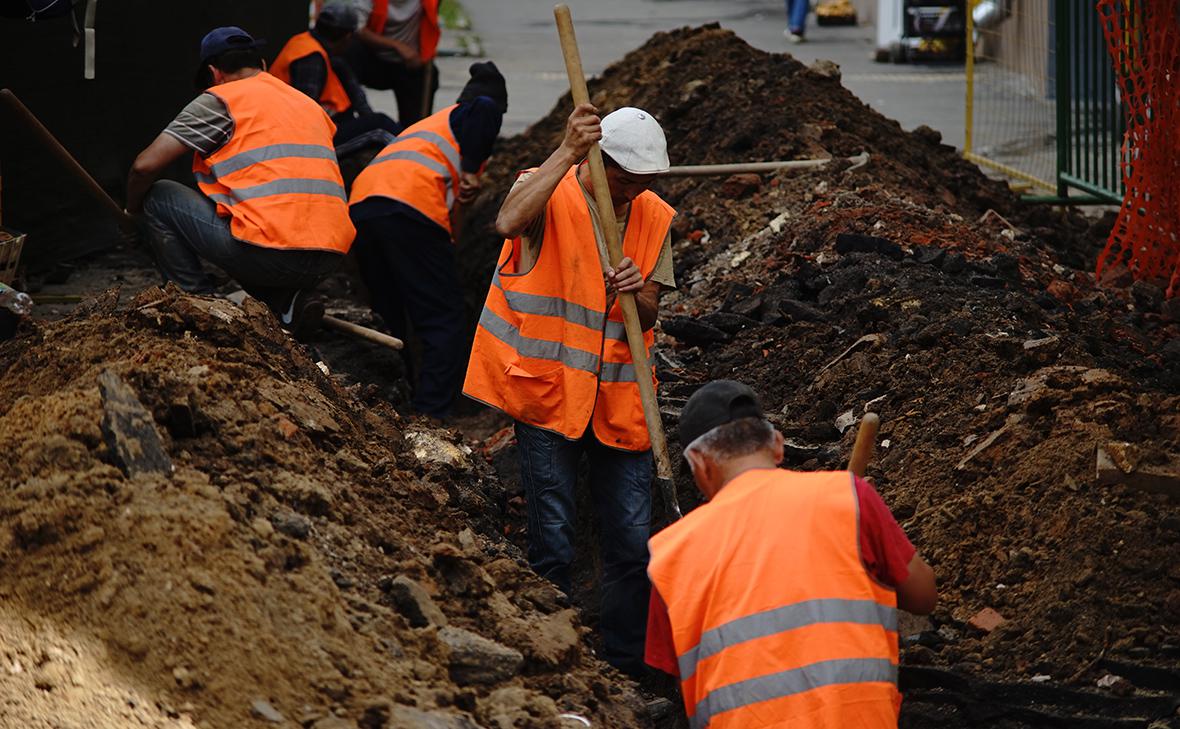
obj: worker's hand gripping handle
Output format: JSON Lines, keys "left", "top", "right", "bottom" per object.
{"left": 848, "top": 412, "right": 880, "bottom": 478}
{"left": 553, "top": 5, "right": 679, "bottom": 515}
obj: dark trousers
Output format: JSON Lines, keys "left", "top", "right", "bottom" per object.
{"left": 346, "top": 42, "right": 439, "bottom": 126}
{"left": 352, "top": 211, "right": 464, "bottom": 417}
{"left": 142, "top": 180, "right": 342, "bottom": 306}
{"left": 514, "top": 421, "right": 653, "bottom": 676}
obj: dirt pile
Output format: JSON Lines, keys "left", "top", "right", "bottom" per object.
{"left": 0, "top": 287, "right": 643, "bottom": 728}
{"left": 448, "top": 24, "right": 1180, "bottom": 725}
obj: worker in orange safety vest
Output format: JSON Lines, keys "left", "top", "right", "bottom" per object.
{"left": 645, "top": 380, "right": 938, "bottom": 728}
{"left": 464, "top": 104, "right": 678, "bottom": 675}
{"left": 350, "top": 62, "right": 507, "bottom": 418}
{"left": 125, "top": 26, "right": 354, "bottom": 336}
{"left": 340, "top": 0, "right": 442, "bottom": 126}
{"left": 271, "top": 2, "right": 401, "bottom": 154}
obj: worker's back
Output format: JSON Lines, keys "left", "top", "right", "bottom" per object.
{"left": 648, "top": 468, "right": 901, "bottom": 729}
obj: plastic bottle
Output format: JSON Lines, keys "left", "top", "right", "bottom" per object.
{"left": 0, "top": 282, "right": 33, "bottom": 316}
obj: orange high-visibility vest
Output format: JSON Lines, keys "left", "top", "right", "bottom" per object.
{"left": 463, "top": 166, "right": 675, "bottom": 451}
{"left": 196, "top": 72, "right": 354, "bottom": 253}
{"left": 366, "top": 0, "right": 441, "bottom": 61}
{"left": 270, "top": 32, "right": 351, "bottom": 114}
{"left": 648, "top": 469, "right": 901, "bottom": 729}
{"left": 349, "top": 105, "right": 461, "bottom": 233}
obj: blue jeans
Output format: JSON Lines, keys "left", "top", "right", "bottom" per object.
{"left": 142, "top": 180, "right": 342, "bottom": 303}
{"left": 786, "top": 0, "right": 808, "bottom": 34}
{"left": 514, "top": 421, "right": 653, "bottom": 675}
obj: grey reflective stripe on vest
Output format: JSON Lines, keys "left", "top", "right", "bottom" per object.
{"left": 478, "top": 307, "right": 600, "bottom": 374}
{"left": 206, "top": 143, "right": 339, "bottom": 178}
{"left": 205, "top": 178, "right": 348, "bottom": 206}
{"left": 689, "top": 657, "right": 897, "bottom": 729}
{"left": 370, "top": 149, "right": 455, "bottom": 208}
{"left": 492, "top": 272, "right": 605, "bottom": 330}
{"left": 604, "top": 320, "right": 629, "bottom": 342}
{"left": 600, "top": 360, "right": 640, "bottom": 383}
{"left": 678, "top": 598, "right": 897, "bottom": 681}
{"left": 396, "top": 130, "right": 462, "bottom": 174}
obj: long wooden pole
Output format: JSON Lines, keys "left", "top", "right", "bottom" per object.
{"left": 0, "top": 89, "right": 132, "bottom": 225}
{"left": 660, "top": 152, "right": 870, "bottom": 177}
{"left": 322, "top": 314, "right": 405, "bottom": 350}
{"left": 553, "top": 5, "right": 680, "bottom": 518}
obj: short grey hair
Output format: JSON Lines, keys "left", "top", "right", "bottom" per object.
{"left": 683, "top": 417, "right": 776, "bottom": 460}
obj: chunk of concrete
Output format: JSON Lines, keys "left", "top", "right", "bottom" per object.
{"left": 385, "top": 575, "right": 448, "bottom": 628}
{"left": 98, "top": 370, "right": 172, "bottom": 478}
{"left": 439, "top": 626, "right": 523, "bottom": 686}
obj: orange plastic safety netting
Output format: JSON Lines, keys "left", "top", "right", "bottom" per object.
{"left": 1095, "top": 0, "right": 1180, "bottom": 297}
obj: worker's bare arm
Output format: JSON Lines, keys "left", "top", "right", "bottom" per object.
{"left": 356, "top": 28, "right": 421, "bottom": 67}
{"left": 125, "top": 133, "right": 190, "bottom": 214}
{"left": 896, "top": 552, "right": 937, "bottom": 615}
{"left": 496, "top": 103, "right": 601, "bottom": 238}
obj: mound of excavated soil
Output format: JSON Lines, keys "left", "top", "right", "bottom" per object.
{"left": 0, "top": 287, "right": 644, "bottom": 729}
{"left": 443, "top": 23, "right": 1180, "bottom": 725}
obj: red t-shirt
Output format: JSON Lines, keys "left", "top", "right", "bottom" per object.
{"left": 644, "top": 476, "right": 916, "bottom": 677}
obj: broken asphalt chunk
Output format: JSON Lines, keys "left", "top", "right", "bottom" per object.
{"left": 98, "top": 370, "right": 173, "bottom": 479}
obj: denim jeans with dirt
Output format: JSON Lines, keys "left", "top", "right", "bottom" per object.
{"left": 514, "top": 420, "right": 653, "bottom": 676}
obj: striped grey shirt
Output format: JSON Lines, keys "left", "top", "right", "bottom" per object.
{"left": 163, "top": 93, "right": 234, "bottom": 157}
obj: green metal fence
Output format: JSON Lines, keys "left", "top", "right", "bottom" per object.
{"left": 1048, "top": 0, "right": 1124, "bottom": 204}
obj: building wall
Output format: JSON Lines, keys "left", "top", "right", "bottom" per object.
{"left": 0, "top": 1, "right": 308, "bottom": 267}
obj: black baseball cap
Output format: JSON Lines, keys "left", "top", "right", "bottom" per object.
{"left": 194, "top": 26, "right": 266, "bottom": 89}
{"left": 316, "top": 3, "right": 359, "bottom": 31}
{"left": 678, "top": 380, "right": 765, "bottom": 447}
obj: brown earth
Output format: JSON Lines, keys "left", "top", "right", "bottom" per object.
{"left": 442, "top": 24, "right": 1180, "bottom": 726}
{"left": 0, "top": 286, "right": 644, "bottom": 729}
{"left": 6, "top": 22, "right": 1180, "bottom": 729}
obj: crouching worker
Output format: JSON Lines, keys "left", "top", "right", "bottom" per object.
{"left": 349, "top": 61, "right": 507, "bottom": 418}
{"left": 646, "top": 380, "right": 937, "bottom": 728}
{"left": 125, "top": 27, "right": 355, "bottom": 334}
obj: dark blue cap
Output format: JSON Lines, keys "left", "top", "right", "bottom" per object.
{"left": 194, "top": 26, "right": 266, "bottom": 88}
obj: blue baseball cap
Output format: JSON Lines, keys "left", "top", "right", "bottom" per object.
{"left": 194, "top": 26, "right": 266, "bottom": 88}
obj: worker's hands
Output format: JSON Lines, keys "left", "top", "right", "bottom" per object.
{"left": 117, "top": 210, "right": 145, "bottom": 247}
{"left": 458, "top": 172, "right": 482, "bottom": 204}
{"left": 560, "top": 103, "right": 602, "bottom": 162}
{"left": 605, "top": 256, "right": 644, "bottom": 299}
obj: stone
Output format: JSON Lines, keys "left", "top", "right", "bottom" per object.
{"left": 310, "top": 718, "right": 358, "bottom": 729}
{"left": 250, "top": 518, "right": 274, "bottom": 538}
{"left": 270, "top": 510, "right": 311, "bottom": 540}
{"left": 661, "top": 316, "right": 731, "bottom": 345}
{"left": 699, "top": 311, "right": 756, "bottom": 334}
{"left": 913, "top": 245, "right": 946, "bottom": 266}
{"left": 809, "top": 58, "right": 841, "bottom": 79}
{"left": 777, "top": 298, "right": 826, "bottom": 323}
{"left": 275, "top": 416, "right": 299, "bottom": 439}
{"left": 405, "top": 430, "right": 472, "bottom": 467}
{"left": 384, "top": 575, "right": 448, "bottom": 628}
{"left": 98, "top": 370, "right": 173, "bottom": 478}
{"left": 251, "top": 699, "right": 285, "bottom": 723}
{"left": 968, "top": 607, "right": 1006, "bottom": 633}
{"left": 718, "top": 173, "right": 762, "bottom": 199}
{"left": 1096, "top": 444, "right": 1180, "bottom": 498}
{"left": 1130, "top": 280, "right": 1164, "bottom": 311}
{"left": 387, "top": 706, "right": 483, "bottom": 729}
{"left": 439, "top": 626, "right": 523, "bottom": 686}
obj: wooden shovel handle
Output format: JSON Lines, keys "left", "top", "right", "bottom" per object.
{"left": 553, "top": 5, "right": 676, "bottom": 487}
{"left": 848, "top": 413, "right": 880, "bottom": 477}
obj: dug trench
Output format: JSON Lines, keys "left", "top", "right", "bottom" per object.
{"left": 4, "top": 23, "right": 1180, "bottom": 729}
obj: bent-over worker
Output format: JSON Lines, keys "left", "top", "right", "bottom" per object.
{"left": 125, "top": 27, "right": 354, "bottom": 333}
{"left": 271, "top": 2, "right": 401, "bottom": 153}
{"left": 464, "top": 104, "right": 678, "bottom": 675}
{"left": 349, "top": 61, "right": 507, "bottom": 418}
{"left": 343, "top": 0, "right": 441, "bottom": 126}
{"left": 646, "top": 380, "right": 938, "bottom": 728}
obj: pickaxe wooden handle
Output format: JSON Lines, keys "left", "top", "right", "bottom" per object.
{"left": 553, "top": 5, "right": 680, "bottom": 519}
{"left": 848, "top": 412, "right": 880, "bottom": 478}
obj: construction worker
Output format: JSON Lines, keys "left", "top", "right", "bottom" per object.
{"left": 271, "top": 2, "right": 401, "bottom": 154}
{"left": 344, "top": 0, "right": 441, "bottom": 126}
{"left": 125, "top": 27, "right": 354, "bottom": 333}
{"left": 349, "top": 62, "right": 507, "bottom": 418}
{"left": 464, "top": 104, "right": 678, "bottom": 676}
{"left": 645, "top": 380, "right": 938, "bottom": 727}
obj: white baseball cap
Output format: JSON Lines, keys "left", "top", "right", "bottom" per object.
{"left": 600, "top": 107, "right": 670, "bottom": 174}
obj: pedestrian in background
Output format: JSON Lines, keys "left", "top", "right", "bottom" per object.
{"left": 785, "top": 0, "right": 809, "bottom": 42}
